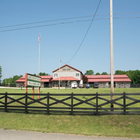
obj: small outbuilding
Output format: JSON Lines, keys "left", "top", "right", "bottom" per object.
{"left": 85, "top": 75, "right": 131, "bottom": 88}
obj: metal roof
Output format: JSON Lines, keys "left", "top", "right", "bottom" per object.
{"left": 86, "top": 75, "right": 131, "bottom": 82}
{"left": 52, "top": 64, "right": 83, "bottom": 74}
{"left": 85, "top": 75, "right": 129, "bottom": 79}
{"left": 16, "top": 74, "right": 131, "bottom": 83}
{"left": 16, "top": 76, "right": 53, "bottom": 83}
{"left": 53, "top": 77, "right": 79, "bottom": 81}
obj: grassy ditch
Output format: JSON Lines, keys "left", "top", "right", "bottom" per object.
{"left": 0, "top": 112, "right": 140, "bottom": 138}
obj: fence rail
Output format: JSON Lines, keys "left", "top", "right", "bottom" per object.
{"left": 0, "top": 92, "right": 140, "bottom": 115}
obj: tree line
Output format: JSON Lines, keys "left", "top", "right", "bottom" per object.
{"left": 85, "top": 70, "right": 108, "bottom": 75}
{"left": 115, "top": 70, "right": 140, "bottom": 84}
{"left": 2, "top": 75, "right": 23, "bottom": 86}
{"left": 34, "top": 72, "right": 49, "bottom": 76}
{"left": 0, "top": 67, "right": 49, "bottom": 85}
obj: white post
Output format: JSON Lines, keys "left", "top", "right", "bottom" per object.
{"left": 110, "top": 0, "right": 114, "bottom": 108}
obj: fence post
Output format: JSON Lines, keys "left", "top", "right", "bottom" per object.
{"left": 47, "top": 92, "right": 49, "bottom": 115}
{"left": 71, "top": 92, "right": 73, "bottom": 115}
{"left": 5, "top": 92, "right": 7, "bottom": 112}
{"left": 96, "top": 92, "right": 98, "bottom": 115}
{"left": 25, "top": 92, "right": 28, "bottom": 114}
{"left": 123, "top": 92, "right": 126, "bottom": 115}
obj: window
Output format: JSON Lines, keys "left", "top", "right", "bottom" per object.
{"left": 54, "top": 73, "right": 58, "bottom": 77}
{"left": 76, "top": 73, "right": 79, "bottom": 77}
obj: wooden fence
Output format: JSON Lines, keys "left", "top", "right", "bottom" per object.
{"left": 0, "top": 92, "right": 140, "bottom": 115}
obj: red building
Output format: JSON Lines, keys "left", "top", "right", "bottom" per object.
{"left": 85, "top": 75, "right": 131, "bottom": 88}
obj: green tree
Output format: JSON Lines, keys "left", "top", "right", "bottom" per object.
{"left": 2, "top": 75, "right": 23, "bottom": 85}
{"left": 85, "top": 70, "right": 94, "bottom": 75}
{"left": 2, "top": 78, "right": 12, "bottom": 85}
{"left": 12, "top": 75, "right": 23, "bottom": 85}
{"left": 101, "top": 72, "right": 108, "bottom": 75}
{"left": 115, "top": 70, "right": 140, "bottom": 84}
{"left": 126, "top": 70, "right": 134, "bottom": 83}
{"left": 0, "top": 66, "right": 2, "bottom": 83}
{"left": 132, "top": 70, "right": 140, "bottom": 84}
{"left": 39, "top": 72, "right": 49, "bottom": 76}
{"left": 83, "top": 75, "right": 88, "bottom": 83}
{"left": 115, "top": 70, "right": 126, "bottom": 75}
{"left": 95, "top": 72, "right": 100, "bottom": 75}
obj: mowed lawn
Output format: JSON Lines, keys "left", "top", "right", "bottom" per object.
{"left": 0, "top": 87, "right": 140, "bottom": 93}
{"left": 0, "top": 87, "right": 140, "bottom": 138}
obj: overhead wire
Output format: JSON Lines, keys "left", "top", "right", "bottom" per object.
{"left": 0, "top": 12, "right": 140, "bottom": 29}
{"left": 61, "top": 0, "right": 102, "bottom": 64}
{"left": 0, "top": 16, "right": 140, "bottom": 33}
{"left": 0, "top": 13, "right": 109, "bottom": 29}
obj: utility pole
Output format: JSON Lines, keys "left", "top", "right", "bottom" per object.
{"left": 110, "top": 0, "right": 114, "bottom": 109}
{"left": 38, "top": 31, "right": 41, "bottom": 94}
{"left": 59, "top": 59, "right": 61, "bottom": 89}
{"left": 38, "top": 31, "right": 41, "bottom": 76}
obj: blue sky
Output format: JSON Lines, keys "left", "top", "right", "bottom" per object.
{"left": 0, "top": 0, "right": 140, "bottom": 80}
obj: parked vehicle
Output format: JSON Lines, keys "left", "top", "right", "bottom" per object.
{"left": 86, "top": 83, "right": 90, "bottom": 88}
{"left": 93, "top": 82, "right": 98, "bottom": 88}
{"left": 71, "top": 81, "right": 77, "bottom": 88}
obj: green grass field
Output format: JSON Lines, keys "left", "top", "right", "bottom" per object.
{"left": 0, "top": 87, "right": 140, "bottom": 138}
{"left": 0, "top": 87, "right": 140, "bottom": 93}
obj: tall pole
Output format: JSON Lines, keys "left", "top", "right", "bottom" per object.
{"left": 59, "top": 59, "right": 60, "bottom": 89}
{"left": 110, "top": 0, "right": 114, "bottom": 108}
{"left": 38, "top": 31, "right": 41, "bottom": 76}
{"left": 38, "top": 31, "right": 41, "bottom": 94}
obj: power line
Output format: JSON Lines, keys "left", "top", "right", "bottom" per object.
{"left": 114, "top": 12, "right": 140, "bottom": 15}
{"left": 0, "top": 14, "right": 108, "bottom": 29}
{"left": 0, "top": 12, "right": 140, "bottom": 29}
{"left": 114, "top": 16, "right": 140, "bottom": 19}
{"left": 0, "top": 16, "right": 140, "bottom": 33}
{"left": 61, "top": 0, "right": 102, "bottom": 64}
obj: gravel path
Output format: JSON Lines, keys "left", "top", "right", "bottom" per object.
{"left": 0, "top": 129, "right": 139, "bottom": 140}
